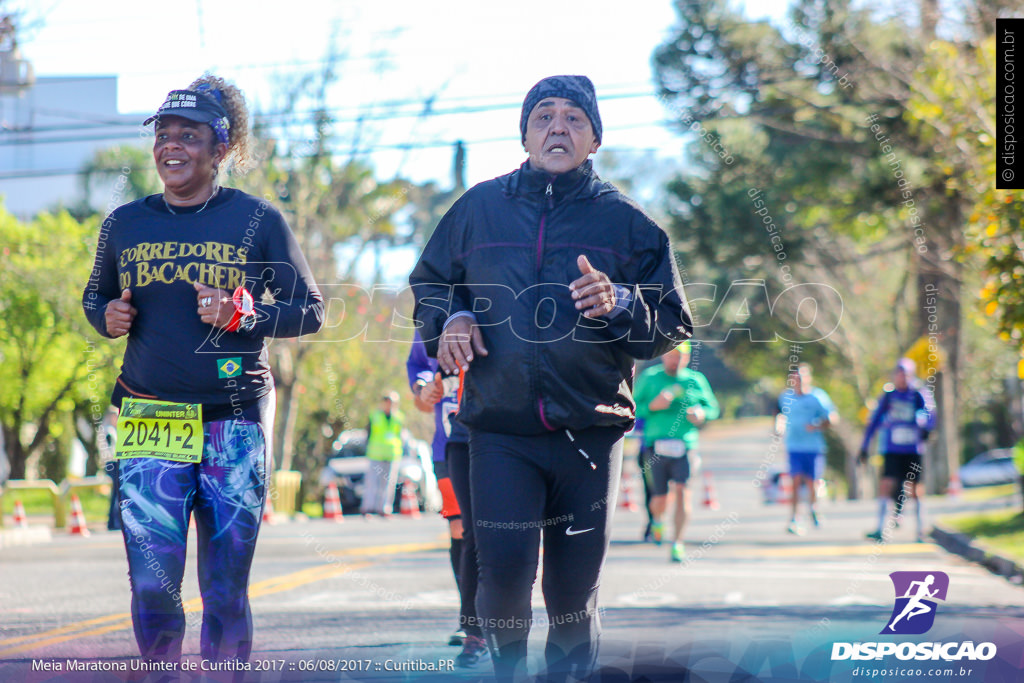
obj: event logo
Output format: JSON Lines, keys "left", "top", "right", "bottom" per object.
{"left": 832, "top": 570, "right": 996, "bottom": 663}
{"left": 882, "top": 571, "right": 949, "bottom": 635}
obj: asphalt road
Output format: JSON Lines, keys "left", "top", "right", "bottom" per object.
{"left": 2, "top": 418, "right": 1022, "bottom": 682}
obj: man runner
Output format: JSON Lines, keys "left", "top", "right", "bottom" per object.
{"left": 634, "top": 341, "right": 719, "bottom": 562}
{"left": 410, "top": 75, "right": 691, "bottom": 681}
{"left": 776, "top": 363, "right": 837, "bottom": 535}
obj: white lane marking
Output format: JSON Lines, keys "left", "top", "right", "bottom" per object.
{"left": 829, "top": 595, "right": 884, "bottom": 606}
{"left": 615, "top": 593, "right": 680, "bottom": 606}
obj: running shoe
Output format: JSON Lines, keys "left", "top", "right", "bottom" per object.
{"left": 786, "top": 520, "right": 805, "bottom": 536}
{"left": 448, "top": 628, "right": 466, "bottom": 646}
{"left": 670, "top": 542, "right": 685, "bottom": 563}
{"left": 456, "top": 635, "right": 490, "bottom": 668}
{"left": 643, "top": 521, "right": 654, "bottom": 543}
{"left": 810, "top": 510, "right": 822, "bottom": 528}
{"left": 865, "top": 530, "right": 883, "bottom": 541}
{"left": 651, "top": 521, "right": 664, "bottom": 545}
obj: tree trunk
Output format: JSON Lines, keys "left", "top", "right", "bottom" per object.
{"left": 3, "top": 423, "right": 26, "bottom": 481}
{"left": 279, "top": 380, "right": 301, "bottom": 473}
{"left": 915, "top": 223, "right": 963, "bottom": 495}
{"left": 832, "top": 419, "right": 869, "bottom": 500}
{"left": 272, "top": 342, "right": 295, "bottom": 472}
{"left": 74, "top": 410, "right": 102, "bottom": 477}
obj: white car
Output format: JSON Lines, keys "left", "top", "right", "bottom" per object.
{"left": 318, "top": 429, "right": 441, "bottom": 514}
{"left": 959, "top": 449, "right": 1019, "bottom": 488}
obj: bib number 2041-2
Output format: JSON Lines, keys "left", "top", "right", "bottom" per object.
{"left": 116, "top": 398, "right": 203, "bottom": 463}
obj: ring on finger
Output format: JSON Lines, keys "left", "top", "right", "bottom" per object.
{"left": 200, "top": 296, "right": 213, "bottom": 307}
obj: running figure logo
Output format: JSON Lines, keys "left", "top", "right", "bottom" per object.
{"left": 882, "top": 571, "right": 949, "bottom": 635}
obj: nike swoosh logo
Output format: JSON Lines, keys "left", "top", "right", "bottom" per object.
{"left": 565, "top": 526, "right": 595, "bottom": 536}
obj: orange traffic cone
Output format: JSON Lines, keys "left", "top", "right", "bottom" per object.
{"left": 702, "top": 471, "right": 720, "bottom": 510}
{"left": 12, "top": 500, "right": 28, "bottom": 529}
{"left": 399, "top": 479, "right": 420, "bottom": 518}
{"left": 68, "top": 494, "right": 91, "bottom": 537}
{"left": 618, "top": 473, "right": 639, "bottom": 511}
{"left": 323, "top": 481, "right": 344, "bottom": 522}
{"left": 946, "top": 472, "right": 962, "bottom": 498}
{"left": 262, "top": 494, "right": 276, "bottom": 525}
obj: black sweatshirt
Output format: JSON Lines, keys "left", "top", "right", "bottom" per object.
{"left": 83, "top": 188, "right": 324, "bottom": 418}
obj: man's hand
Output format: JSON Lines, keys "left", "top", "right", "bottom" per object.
{"left": 649, "top": 385, "right": 681, "bottom": 412}
{"left": 438, "top": 316, "right": 488, "bottom": 374}
{"left": 806, "top": 417, "right": 831, "bottom": 433}
{"left": 194, "top": 281, "right": 235, "bottom": 329}
{"left": 420, "top": 372, "right": 443, "bottom": 406}
{"left": 686, "top": 406, "right": 706, "bottom": 427}
{"left": 570, "top": 255, "right": 616, "bottom": 318}
{"left": 105, "top": 289, "right": 137, "bottom": 338}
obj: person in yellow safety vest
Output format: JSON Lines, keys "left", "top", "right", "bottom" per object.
{"left": 361, "top": 391, "right": 405, "bottom": 517}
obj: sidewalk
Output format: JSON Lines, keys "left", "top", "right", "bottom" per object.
{"left": 0, "top": 524, "right": 51, "bottom": 549}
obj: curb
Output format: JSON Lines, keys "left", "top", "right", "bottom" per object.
{"left": 931, "top": 524, "right": 1024, "bottom": 585}
{"left": 0, "top": 525, "right": 52, "bottom": 549}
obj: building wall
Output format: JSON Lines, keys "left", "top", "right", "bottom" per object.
{"left": 0, "top": 75, "right": 146, "bottom": 217}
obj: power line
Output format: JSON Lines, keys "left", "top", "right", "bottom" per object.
{"left": 0, "top": 122, "right": 684, "bottom": 181}
{"left": 0, "top": 90, "right": 665, "bottom": 144}
{"left": 0, "top": 117, "right": 683, "bottom": 156}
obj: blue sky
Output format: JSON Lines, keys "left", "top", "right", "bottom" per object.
{"left": 12, "top": 0, "right": 792, "bottom": 188}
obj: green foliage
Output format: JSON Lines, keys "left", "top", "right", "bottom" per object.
{"left": 0, "top": 206, "right": 119, "bottom": 478}
{"left": 903, "top": 34, "right": 1024, "bottom": 341}
{"left": 651, "top": 0, "right": 1022, "bottom": 474}
{"left": 1, "top": 486, "right": 111, "bottom": 519}
{"left": 80, "top": 144, "right": 162, "bottom": 213}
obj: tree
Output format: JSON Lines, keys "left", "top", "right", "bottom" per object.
{"left": 76, "top": 145, "right": 162, "bottom": 219}
{"left": 652, "top": 0, "right": 1017, "bottom": 493}
{"left": 0, "top": 207, "right": 118, "bottom": 480}
{"left": 232, "top": 56, "right": 454, "bottom": 476}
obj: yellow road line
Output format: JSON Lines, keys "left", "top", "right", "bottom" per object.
{"left": 0, "top": 619, "right": 136, "bottom": 658}
{"left": 248, "top": 561, "right": 373, "bottom": 599}
{"left": 0, "top": 612, "right": 132, "bottom": 648}
{"left": 735, "top": 543, "right": 938, "bottom": 558}
{"left": 0, "top": 540, "right": 445, "bottom": 658}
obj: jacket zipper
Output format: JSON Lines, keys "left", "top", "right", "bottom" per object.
{"left": 535, "top": 182, "right": 553, "bottom": 271}
{"left": 536, "top": 181, "right": 555, "bottom": 430}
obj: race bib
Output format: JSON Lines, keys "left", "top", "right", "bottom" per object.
{"left": 116, "top": 399, "right": 203, "bottom": 463}
{"left": 653, "top": 439, "right": 686, "bottom": 458}
{"left": 890, "top": 425, "right": 919, "bottom": 446}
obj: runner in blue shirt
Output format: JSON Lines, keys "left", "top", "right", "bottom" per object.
{"left": 775, "top": 363, "right": 838, "bottom": 535}
{"left": 860, "top": 358, "right": 936, "bottom": 542}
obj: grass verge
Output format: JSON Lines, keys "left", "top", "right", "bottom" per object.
{"left": 940, "top": 507, "right": 1024, "bottom": 565}
{"left": 2, "top": 487, "right": 112, "bottom": 522}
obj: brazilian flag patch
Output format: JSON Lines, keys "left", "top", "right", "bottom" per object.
{"left": 217, "top": 357, "right": 242, "bottom": 379}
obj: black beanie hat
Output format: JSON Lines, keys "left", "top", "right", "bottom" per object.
{"left": 520, "top": 75, "right": 602, "bottom": 144}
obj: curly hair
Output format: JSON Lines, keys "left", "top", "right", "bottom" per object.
{"left": 187, "top": 73, "right": 256, "bottom": 175}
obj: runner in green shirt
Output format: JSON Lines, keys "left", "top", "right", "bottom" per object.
{"left": 634, "top": 341, "right": 720, "bottom": 562}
